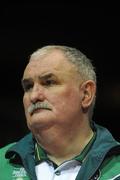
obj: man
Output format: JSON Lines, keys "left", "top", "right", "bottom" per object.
{"left": 0, "top": 45, "right": 120, "bottom": 180}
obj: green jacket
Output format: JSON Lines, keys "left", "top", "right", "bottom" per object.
{"left": 0, "top": 123, "right": 120, "bottom": 180}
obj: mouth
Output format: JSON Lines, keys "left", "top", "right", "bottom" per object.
{"left": 31, "top": 107, "right": 51, "bottom": 116}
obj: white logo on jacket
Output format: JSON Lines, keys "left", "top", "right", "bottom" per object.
{"left": 12, "top": 167, "right": 27, "bottom": 178}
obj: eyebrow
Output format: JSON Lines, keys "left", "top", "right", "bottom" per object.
{"left": 21, "top": 73, "right": 57, "bottom": 84}
{"left": 39, "top": 73, "right": 56, "bottom": 80}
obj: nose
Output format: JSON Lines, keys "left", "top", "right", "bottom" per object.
{"left": 30, "top": 83, "right": 45, "bottom": 103}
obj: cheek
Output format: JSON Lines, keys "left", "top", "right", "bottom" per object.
{"left": 23, "top": 95, "right": 26, "bottom": 107}
{"left": 23, "top": 95, "right": 29, "bottom": 114}
{"left": 50, "top": 88, "right": 81, "bottom": 112}
{"left": 62, "top": 87, "right": 80, "bottom": 102}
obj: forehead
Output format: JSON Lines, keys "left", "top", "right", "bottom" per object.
{"left": 23, "top": 50, "right": 77, "bottom": 78}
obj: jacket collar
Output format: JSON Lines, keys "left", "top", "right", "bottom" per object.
{"left": 76, "top": 123, "right": 120, "bottom": 180}
{"left": 5, "top": 133, "right": 37, "bottom": 180}
{"left": 5, "top": 123, "right": 120, "bottom": 180}
{"left": 6, "top": 133, "right": 34, "bottom": 159}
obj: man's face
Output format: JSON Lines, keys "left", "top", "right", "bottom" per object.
{"left": 22, "top": 50, "right": 83, "bottom": 133}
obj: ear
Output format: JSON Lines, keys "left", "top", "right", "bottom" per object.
{"left": 80, "top": 80, "right": 96, "bottom": 109}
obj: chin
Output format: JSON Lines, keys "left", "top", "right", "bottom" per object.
{"left": 27, "top": 118, "right": 55, "bottom": 133}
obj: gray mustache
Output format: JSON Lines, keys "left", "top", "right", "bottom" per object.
{"left": 28, "top": 102, "right": 52, "bottom": 114}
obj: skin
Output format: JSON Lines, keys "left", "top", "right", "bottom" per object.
{"left": 22, "top": 49, "right": 96, "bottom": 164}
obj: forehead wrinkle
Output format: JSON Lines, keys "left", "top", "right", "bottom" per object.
{"left": 29, "top": 49, "right": 76, "bottom": 71}
{"left": 23, "top": 50, "right": 79, "bottom": 80}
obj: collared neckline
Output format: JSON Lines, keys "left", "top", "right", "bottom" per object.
{"left": 35, "top": 131, "right": 96, "bottom": 165}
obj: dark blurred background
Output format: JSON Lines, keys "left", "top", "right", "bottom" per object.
{"left": 0, "top": 4, "right": 120, "bottom": 147}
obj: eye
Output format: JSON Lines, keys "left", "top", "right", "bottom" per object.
{"left": 42, "top": 79, "right": 56, "bottom": 87}
{"left": 24, "top": 84, "right": 33, "bottom": 92}
{"left": 22, "top": 81, "right": 33, "bottom": 92}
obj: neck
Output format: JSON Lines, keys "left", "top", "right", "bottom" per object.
{"left": 48, "top": 129, "right": 94, "bottom": 165}
{"left": 34, "top": 120, "right": 93, "bottom": 165}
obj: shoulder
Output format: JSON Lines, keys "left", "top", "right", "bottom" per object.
{"left": 0, "top": 143, "right": 16, "bottom": 161}
{"left": 100, "top": 155, "right": 120, "bottom": 179}
{"left": 0, "top": 143, "right": 16, "bottom": 155}
{"left": 0, "top": 143, "right": 16, "bottom": 178}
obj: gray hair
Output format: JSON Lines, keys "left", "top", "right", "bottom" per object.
{"left": 30, "top": 45, "right": 96, "bottom": 83}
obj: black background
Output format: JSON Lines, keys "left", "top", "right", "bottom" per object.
{"left": 0, "top": 4, "right": 120, "bottom": 147}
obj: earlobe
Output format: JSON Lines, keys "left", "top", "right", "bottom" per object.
{"left": 80, "top": 80, "right": 96, "bottom": 109}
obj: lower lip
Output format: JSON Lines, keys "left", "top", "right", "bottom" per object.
{"left": 31, "top": 108, "right": 49, "bottom": 115}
